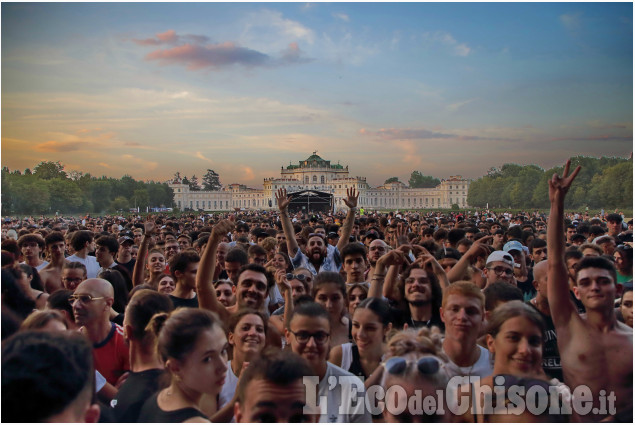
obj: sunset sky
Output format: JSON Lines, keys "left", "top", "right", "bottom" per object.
{"left": 2, "top": 2, "right": 632, "bottom": 188}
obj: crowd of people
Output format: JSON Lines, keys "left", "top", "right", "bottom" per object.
{"left": 1, "top": 160, "right": 633, "bottom": 422}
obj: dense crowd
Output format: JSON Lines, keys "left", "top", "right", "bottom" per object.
{"left": 1, "top": 161, "right": 632, "bottom": 422}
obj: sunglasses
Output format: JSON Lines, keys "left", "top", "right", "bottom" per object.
{"left": 487, "top": 266, "right": 514, "bottom": 276}
{"left": 286, "top": 273, "right": 309, "bottom": 282}
{"left": 68, "top": 294, "right": 106, "bottom": 304}
{"left": 383, "top": 356, "right": 440, "bottom": 375}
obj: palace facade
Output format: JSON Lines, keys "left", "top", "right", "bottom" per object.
{"left": 169, "top": 153, "right": 470, "bottom": 212}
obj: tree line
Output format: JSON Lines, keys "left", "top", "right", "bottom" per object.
{"left": 466, "top": 155, "right": 633, "bottom": 210}
{"left": 1, "top": 161, "right": 174, "bottom": 215}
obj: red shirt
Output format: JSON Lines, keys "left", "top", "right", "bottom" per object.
{"left": 93, "top": 322, "right": 130, "bottom": 385}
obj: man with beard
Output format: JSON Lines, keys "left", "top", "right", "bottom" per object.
{"left": 196, "top": 220, "right": 269, "bottom": 322}
{"left": 365, "top": 239, "right": 388, "bottom": 281}
{"left": 276, "top": 188, "right": 358, "bottom": 275}
{"left": 369, "top": 250, "right": 444, "bottom": 331}
{"left": 398, "top": 262, "right": 445, "bottom": 330}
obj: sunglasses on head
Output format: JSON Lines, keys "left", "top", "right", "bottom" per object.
{"left": 383, "top": 356, "right": 440, "bottom": 375}
{"left": 286, "top": 273, "right": 309, "bottom": 282}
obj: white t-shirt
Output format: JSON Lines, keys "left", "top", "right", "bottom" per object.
{"left": 443, "top": 345, "right": 493, "bottom": 379}
{"left": 66, "top": 254, "right": 100, "bottom": 279}
{"left": 21, "top": 261, "right": 49, "bottom": 272}
{"left": 218, "top": 360, "right": 239, "bottom": 409}
{"left": 308, "top": 362, "right": 371, "bottom": 423}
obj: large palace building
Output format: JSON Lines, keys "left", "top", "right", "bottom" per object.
{"left": 169, "top": 153, "right": 470, "bottom": 212}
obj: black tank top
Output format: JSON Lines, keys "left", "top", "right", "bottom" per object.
{"left": 138, "top": 393, "right": 206, "bottom": 423}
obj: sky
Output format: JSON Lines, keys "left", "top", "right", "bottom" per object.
{"left": 2, "top": 2, "right": 633, "bottom": 188}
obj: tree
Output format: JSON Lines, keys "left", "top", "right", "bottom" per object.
{"left": 33, "top": 161, "right": 67, "bottom": 180}
{"left": 384, "top": 177, "right": 399, "bottom": 184}
{"left": 202, "top": 169, "right": 222, "bottom": 191}
{"left": 408, "top": 171, "right": 440, "bottom": 188}
{"left": 189, "top": 175, "right": 200, "bottom": 191}
{"left": 110, "top": 196, "right": 129, "bottom": 212}
{"left": 132, "top": 188, "right": 150, "bottom": 210}
{"left": 48, "top": 178, "right": 83, "bottom": 213}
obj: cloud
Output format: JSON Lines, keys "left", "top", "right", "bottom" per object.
{"left": 240, "top": 165, "right": 255, "bottom": 181}
{"left": 138, "top": 30, "right": 311, "bottom": 70}
{"left": 548, "top": 135, "right": 632, "bottom": 142}
{"left": 277, "top": 42, "right": 313, "bottom": 65}
{"left": 145, "top": 42, "right": 268, "bottom": 70}
{"left": 133, "top": 29, "right": 210, "bottom": 46}
{"left": 34, "top": 140, "right": 84, "bottom": 152}
{"left": 195, "top": 151, "right": 214, "bottom": 164}
{"left": 422, "top": 31, "right": 471, "bottom": 57}
{"left": 359, "top": 127, "right": 512, "bottom": 142}
{"left": 121, "top": 154, "right": 158, "bottom": 170}
{"left": 333, "top": 12, "right": 349, "bottom": 22}
{"left": 446, "top": 98, "right": 477, "bottom": 112}
{"left": 560, "top": 12, "right": 582, "bottom": 32}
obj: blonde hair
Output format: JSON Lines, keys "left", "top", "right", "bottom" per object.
{"left": 441, "top": 281, "right": 485, "bottom": 311}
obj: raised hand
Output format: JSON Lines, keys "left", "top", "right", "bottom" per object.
{"left": 211, "top": 219, "right": 234, "bottom": 240}
{"left": 275, "top": 269, "right": 291, "bottom": 293}
{"left": 343, "top": 187, "right": 359, "bottom": 209}
{"left": 418, "top": 254, "right": 445, "bottom": 275}
{"left": 466, "top": 235, "right": 493, "bottom": 259}
{"left": 377, "top": 250, "right": 409, "bottom": 269}
{"left": 144, "top": 217, "right": 156, "bottom": 235}
{"left": 395, "top": 222, "right": 409, "bottom": 246}
{"left": 548, "top": 159, "right": 581, "bottom": 203}
{"left": 276, "top": 188, "right": 290, "bottom": 212}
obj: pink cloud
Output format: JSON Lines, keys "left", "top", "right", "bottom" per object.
{"left": 136, "top": 30, "right": 310, "bottom": 70}
{"left": 34, "top": 141, "right": 84, "bottom": 152}
{"left": 133, "top": 29, "right": 208, "bottom": 46}
{"left": 145, "top": 42, "right": 269, "bottom": 70}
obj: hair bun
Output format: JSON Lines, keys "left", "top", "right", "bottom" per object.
{"left": 147, "top": 312, "right": 170, "bottom": 336}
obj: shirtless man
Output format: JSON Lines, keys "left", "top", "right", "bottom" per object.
{"left": 39, "top": 231, "right": 69, "bottom": 293}
{"left": 547, "top": 160, "right": 632, "bottom": 421}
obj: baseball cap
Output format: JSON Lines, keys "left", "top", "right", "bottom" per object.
{"left": 118, "top": 236, "right": 134, "bottom": 245}
{"left": 503, "top": 240, "right": 524, "bottom": 253}
{"left": 486, "top": 251, "right": 514, "bottom": 267}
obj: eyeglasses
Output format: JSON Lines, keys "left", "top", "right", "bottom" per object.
{"left": 289, "top": 330, "right": 329, "bottom": 345}
{"left": 383, "top": 356, "right": 440, "bottom": 375}
{"left": 286, "top": 273, "right": 309, "bottom": 282}
{"left": 68, "top": 294, "right": 106, "bottom": 304}
{"left": 63, "top": 277, "right": 84, "bottom": 284}
{"left": 487, "top": 266, "right": 514, "bottom": 276}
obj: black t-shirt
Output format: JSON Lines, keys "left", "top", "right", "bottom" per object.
{"left": 115, "top": 258, "right": 136, "bottom": 278}
{"left": 168, "top": 294, "right": 199, "bottom": 309}
{"left": 138, "top": 392, "right": 206, "bottom": 423}
{"left": 111, "top": 368, "right": 163, "bottom": 422}
{"left": 527, "top": 302, "right": 563, "bottom": 382}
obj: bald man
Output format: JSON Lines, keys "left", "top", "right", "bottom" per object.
{"left": 71, "top": 278, "right": 130, "bottom": 386}
{"left": 366, "top": 238, "right": 388, "bottom": 280}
